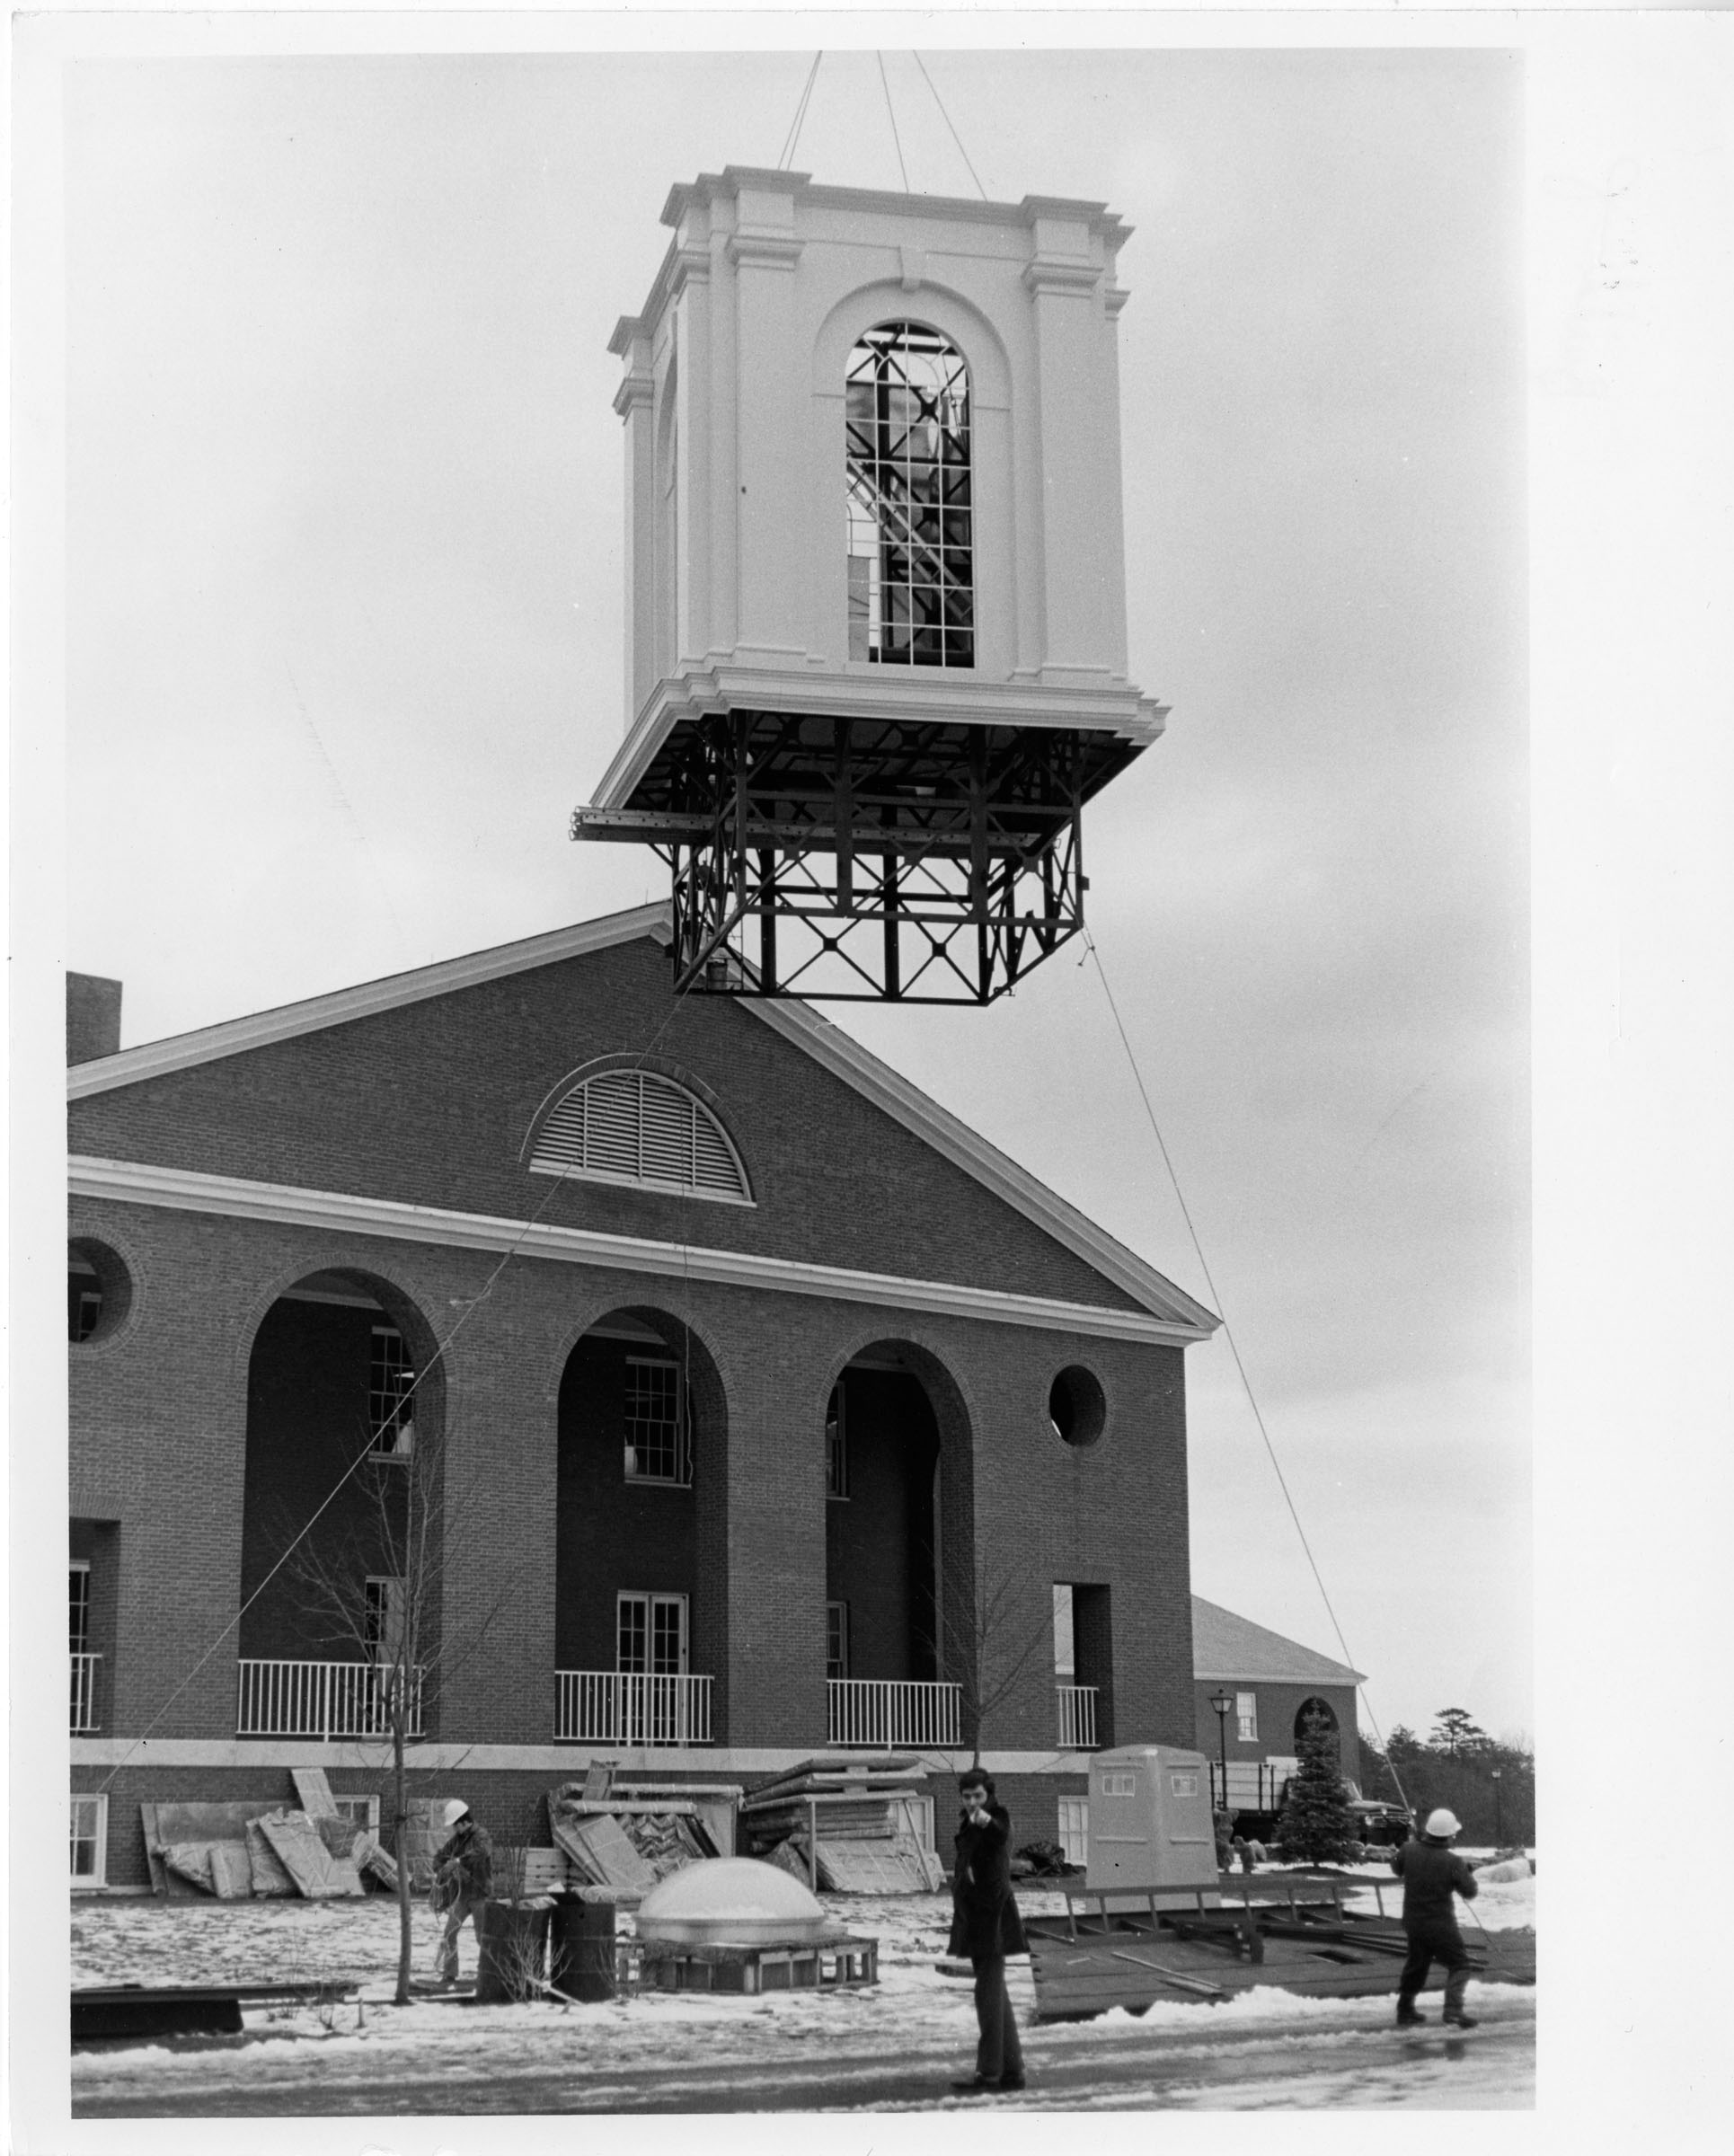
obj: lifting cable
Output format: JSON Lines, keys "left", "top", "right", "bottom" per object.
{"left": 776, "top": 51, "right": 823, "bottom": 171}
{"left": 93, "top": 950, "right": 712, "bottom": 1797}
{"left": 911, "top": 52, "right": 989, "bottom": 201}
{"left": 875, "top": 53, "right": 911, "bottom": 195}
{"left": 1081, "top": 929, "right": 1412, "bottom": 1818}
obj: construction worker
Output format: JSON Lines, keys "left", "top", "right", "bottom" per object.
{"left": 1390, "top": 1807, "right": 1479, "bottom": 2028}
{"left": 430, "top": 1798, "right": 494, "bottom": 1987}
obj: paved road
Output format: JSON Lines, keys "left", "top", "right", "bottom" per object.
{"left": 74, "top": 1996, "right": 1534, "bottom": 2115}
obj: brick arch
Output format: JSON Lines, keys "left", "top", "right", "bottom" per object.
{"left": 553, "top": 1303, "right": 731, "bottom": 1741}
{"left": 821, "top": 1334, "right": 978, "bottom": 1731}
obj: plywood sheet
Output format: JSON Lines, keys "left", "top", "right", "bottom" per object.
{"left": 209, "top": 1842, "right": 254, "bottom": 1899}
{"left": 814, "top": 1838, "right": 933, "bottom": 1895}
{"left": 257, "top": 1809, "right": 365, "bottom": 1899}
{"left": 291, "top": 1768, "right": 340, "bottom": 1817}
{"left": 244, "top": 1817, "right": 297, "bottom": 1896}
{"left": 553, "top": 1812, "right": 657, "bottom": 1895}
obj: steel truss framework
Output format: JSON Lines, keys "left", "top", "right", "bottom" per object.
{"left": 572, "top": 712, "right": 1144, "bottom": 1003}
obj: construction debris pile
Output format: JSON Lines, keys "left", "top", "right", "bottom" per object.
{"left": 140, "top": 1772, "right": 396, "bottom": 1901}
{"left": 739, "top": 1757, "right": 945, "bottom": 1895}
{"left": 544, "top": 1764, "right": 733, "bottom": 1897}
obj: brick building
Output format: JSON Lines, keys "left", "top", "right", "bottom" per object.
{"left": 1190, "top": 1595, "right": 1363, "bottom": 1820}
{"left": 68, "top": 905, "right": 1219, "bottom": 1886}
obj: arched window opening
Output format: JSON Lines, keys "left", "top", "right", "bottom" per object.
{"left": 530, "top": 1068, "right": 751, "bottom": 1204}
{"left": 845, "top": 322, "right": 973, "bottom": 668}
{"left": 1296, "top": 1696, "right": 1340, "bottom": 1745}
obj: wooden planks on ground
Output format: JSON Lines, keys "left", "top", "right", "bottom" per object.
{"left": 291, "top": 1768, "right": 340, "bottom": 1817}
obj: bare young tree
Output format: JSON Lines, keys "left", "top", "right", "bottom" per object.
{"left": 935, "top": 1555, "right": 1057, "bottom": 1769}
{"left": 277, "top": 1417, "right": 507, "bottom": 2004}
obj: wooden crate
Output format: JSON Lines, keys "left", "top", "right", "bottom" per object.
{"left": 636, "top": 1935, "right": 879, "bottom": 1996}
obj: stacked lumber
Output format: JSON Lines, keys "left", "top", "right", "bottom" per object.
{"left": 739, "top": 1759, "right": 943, "bottom": 1895}
{"left": 545, "top": 1780, "right": 715, "bottom": 1896}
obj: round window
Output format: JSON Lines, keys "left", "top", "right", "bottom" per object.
{"left": 1048, "top": 1365, "right": 1107, "bottom": 1448}
{"left": 68, "top": 1239, "right": 132, "bottom": 1347}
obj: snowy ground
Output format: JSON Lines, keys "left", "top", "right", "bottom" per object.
{"left": 70, "top": 1862, "right": 1535, "bottom": 2113}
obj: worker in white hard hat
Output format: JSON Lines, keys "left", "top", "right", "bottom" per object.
{"left": 430, "top": 1798, "right": 494, "bottom": 1988}
{"left": 1389, "top": 1807, "right": 1480, "bottom": 2028}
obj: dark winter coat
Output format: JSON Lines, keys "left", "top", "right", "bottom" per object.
{"left": 948, "top": 1802, "right": 1028, "bottom": 1959}
{"left": 1390, "top": 1835, "right": 1477, "bottom": 1931}
{"left": 433, "top": 1817, "right": 494, "bottom": 1904}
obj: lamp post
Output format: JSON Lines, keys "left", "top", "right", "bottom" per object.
{"left": 1209, "top": 1689, "right": 1234, "bottom": 1817}
{"left": 1490, "top": 1767, "right": 1502, "bottom": 1847}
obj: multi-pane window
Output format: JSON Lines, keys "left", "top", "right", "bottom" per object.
{"left": 826, "top": 1601, "right": 850, "bottom": 1682}
{"left": 1057, "top": 1796, "right": 1089, "bottom": 1868}
{"left": 845, "top": 322, "right": 973, "bottom": 668}
{"left": 69, "top": 1561, "right": 92, "bottom": 1657}
{"left": 368, "top": 1326, "right": 415, "bottom": 1455}
{"left": 617, "top": 1591, "right": 687, "bottom": 1674}
{"left": 825, "top": 1384, "right": 848, "bottom": 1499}
{"left": 529, "top": 1070, "right": 750, "bottom": 1203}
{"left": 624, "top": 1357, "right": 690, "bottom": 1485}
{"left": 71, "top": 1793, "right": 107, "bottom": 1885}
{"left": 68, "top": 1258, "right": 102, "bottom": 1343}
{"left": 1236, "top": 1691, "right": 1259, "bottom": 1744}
{"left": 365, "top": 1577, "right": 406, "bottom": 1665}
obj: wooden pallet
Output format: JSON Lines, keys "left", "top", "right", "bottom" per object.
{"left": 1025, "top": 1880, "right": 1535, "bottom": 2019}
{"left": 635, "top": 1934, "right": 879, "bottom": 1996}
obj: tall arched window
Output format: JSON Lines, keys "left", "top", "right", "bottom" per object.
{"left": 845, "top": 322, "right": 973, "bottom": 668}
{"left": 529, "top": 1068, "right": 752, "bottom": 1204}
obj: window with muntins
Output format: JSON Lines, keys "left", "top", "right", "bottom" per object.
{"left": 530, "top": 1069, "right": 750, "bottom": 1203}
{"left": 369, "top": 1326, "right": 415, "bottom": 1454}
{"left": 845, "top": 322, "right": 973, "bottom": 667}
{"left": 71, "top": 1793, "right": 107, "bottom": 1886}
{"left": 827, "top": 1601, "right": 850, "bottom": 1681}
{"left": 1236, "top": 1691, "right": 1259, "bottom": 1743}
{"left": 624, "top": 1356, "right": 691, "bottom": 1485}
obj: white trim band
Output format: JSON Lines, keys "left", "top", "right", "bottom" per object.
{"left": 69, "top": 1155, "right": 1213, "bottom": 1346}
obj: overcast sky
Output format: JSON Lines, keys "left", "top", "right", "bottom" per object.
{"left": 61, "top": 44, "right": 1528, "bottom": 1743}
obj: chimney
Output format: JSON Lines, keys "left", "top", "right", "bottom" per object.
{"left": 67, "top": 974, "right": 123, "bottom": 1065}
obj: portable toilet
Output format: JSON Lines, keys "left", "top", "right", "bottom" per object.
{"left": 1084, "top": 1745, "right": 1220, "bottom": 1906}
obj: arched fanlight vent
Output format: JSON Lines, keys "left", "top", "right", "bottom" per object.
{"left": 530, "top": 1069, "right": 752, "bottom": 1204}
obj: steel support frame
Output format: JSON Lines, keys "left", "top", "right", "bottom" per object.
{"left": 631, "top": 712, "right": 1091, "bottom": 1002}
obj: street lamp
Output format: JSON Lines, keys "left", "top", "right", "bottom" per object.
{"left": 1209, "top": 1689, "right": 1234, "bottom": 1819}
{"left": 1490, "top": 1767, "right": 1502, "bottom": 1847}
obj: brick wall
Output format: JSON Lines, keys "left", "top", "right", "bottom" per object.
{"left": 70, "top": 932, "right": 1145, "bottom": 1312}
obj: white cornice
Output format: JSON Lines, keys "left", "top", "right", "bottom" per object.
{"left": 741, "top": 1001, "right": 1219, "bottom": 1336}
{"left": 68, "top": 1155, "right": 1211, "bottom": 1347}
{"left": 592, "top": 666, "right": 1168, "bottom": 812}
{"left": 70, "top": 1737, "right": 1098, "bottom": 1773}
{"left": 1194, "top": 1666, "right": 1365, "bottom": 1687}
{"left": 66, "top": 906, "right": 673, "bottom": 1100}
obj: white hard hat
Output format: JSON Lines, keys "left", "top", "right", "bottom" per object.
{"left": 441, "top": 1798, "right": 470, "bottom": 1829}
{"left": 1424, "top": 1808, "right": 1462, "bottom": 1839}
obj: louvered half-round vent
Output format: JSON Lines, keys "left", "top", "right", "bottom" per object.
{"left": 529, "top": 1069, "right": 752, "bottom": 1204}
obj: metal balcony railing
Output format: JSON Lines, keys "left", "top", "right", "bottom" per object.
{"left": 70, "top": 1652, "right": 102, "bottom": 1734}
{"left": 1056, "top": 1683, "right": 1100, "bottom": 1749}
{"left": 236, "top": 1659, "right": 424, "bottom": 1740}
{"left": 554, "top": 1671, "right": 712, "bottom": 1746}
{"left": 827, "top": 1678, "right": 961, "bottom": 1749}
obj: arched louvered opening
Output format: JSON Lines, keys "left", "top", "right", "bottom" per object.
{"left": 529, "top": 1068, "right": 752, "bottom": 1204}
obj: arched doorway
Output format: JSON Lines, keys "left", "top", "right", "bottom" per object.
{"left": 237, "top": 1268, "right": 444, "bottom": 1740}
{"left": 554, "top": 1308, "right": 726, "bottom": 1746}
{"left": 825, "top": 1340, "right": 971, "bottom": 1749}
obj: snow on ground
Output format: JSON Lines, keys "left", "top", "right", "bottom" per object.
{"left": 70, "top": 1872, "right": 1533, "bottom": 2097}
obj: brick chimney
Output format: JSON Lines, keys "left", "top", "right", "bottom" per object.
{"left": 67, "top": 974, "right": 123, "bottom": 1065}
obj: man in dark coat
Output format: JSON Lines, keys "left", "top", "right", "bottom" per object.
{"left": 1390, "top": 1807, "right": 1480, "bottom": 2028}
{"left": 431, "top": 1799, "right": 495, "bottom": 1986}
{"left": 948, "top": 1771, "right": 1028, "bottom": 2092}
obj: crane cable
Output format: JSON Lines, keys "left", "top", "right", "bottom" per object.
{"left": 1081, "top": 928, "right": 1412, "bottom": 1819}
{"left": 776, "top": 52, "right": 823, "bottom": 170}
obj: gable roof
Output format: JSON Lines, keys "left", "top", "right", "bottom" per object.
{"left": 1191, "top": 1596, "right": 1364, "bottom": 1687}
{"left": 67, "top": 902, "right": 1219, "bottom": 1338}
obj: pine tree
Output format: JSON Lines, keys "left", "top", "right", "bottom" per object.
{"left": 1276, "top": 1708, "right": 1358, "bottom": 1864}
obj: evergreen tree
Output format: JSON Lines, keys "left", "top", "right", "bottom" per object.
{"left": 1276, "top": 1709, "right": 1358, "bottom": 1864}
